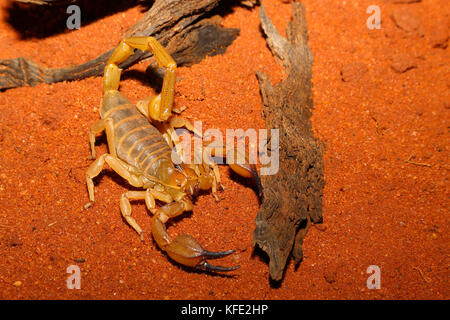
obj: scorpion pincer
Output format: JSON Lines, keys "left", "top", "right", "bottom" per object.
{"left": 84, "top": 37, "right": 261, "bottom": 272}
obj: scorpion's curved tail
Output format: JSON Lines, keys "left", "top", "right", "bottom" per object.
{"left": 103, "top": 36, "right": 176, "bottom": 122}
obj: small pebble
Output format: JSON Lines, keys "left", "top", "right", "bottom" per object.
{"left": 428, "top": 25, "right": 448, "bottom": 49}
{"left": 13, "top": 281, "right": 22, "bottom": 287}
{"left": 391, "top": 8, "right": 422, "bottom": 34}
{"left": 324, "top": 271, "right": 337, "bottom": 284}
{"left": 340, "top": 62, "right": 368, "bottom": 82}
{"left": 391, "top": 54, "right": 417, "bottom": 73}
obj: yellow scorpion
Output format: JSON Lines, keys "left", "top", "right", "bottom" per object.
{"left": 85, "top": 37, "right": 260, "bottom": 272}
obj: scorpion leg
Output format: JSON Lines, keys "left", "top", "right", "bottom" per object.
{"left": 169, "top": 117, "right": 202, "bottom": 137}
{"left": 85, "top": 154, "right": 176, "bottom": 239}
{"left": 151, "top": 198, "right": 239, "bottom": 272}
{"left": 88, "top": 118, "right": 116, "bottom": 159}
{"left": 155, "top": 118, "right": 201, "bottom": 165}
{"left": 168, "top": 117, "right": 203, "bottom": 162}
{"left": 120, "top": 190, "right": 156, "bottom": 240}
{"left": 85, "top": 153, "right": 144, "bottom": 206}
{"left": 135, "top": 97, "right": 151, "bottom": 118}
{"left": 200, "top": 145, "right": 223, "bottom": 200}
{"left": 118, "top": 188, "right": 177, "bottom": 240}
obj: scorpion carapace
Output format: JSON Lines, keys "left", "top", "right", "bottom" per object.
{"left": 85, "top": 37, "right": 261, "bottom": 272}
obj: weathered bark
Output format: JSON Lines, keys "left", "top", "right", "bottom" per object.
{"left": 252, "top": 3, "right": 324, "bottom": 281}
{"left": 13, "top": 0, "right": 260, "bottom": 7}
{"left": 13, "top": 0, "right": 77, "bottom": 5}
{"left": 0, "top": 0, "right": 239, "bottom": 90}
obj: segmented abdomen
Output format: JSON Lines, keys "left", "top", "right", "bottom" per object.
{"left": 100, "top": 91, "right": 172, "bottom": 180}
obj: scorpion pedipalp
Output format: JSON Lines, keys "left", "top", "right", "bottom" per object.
{"left": 166, "top": 235, "right": 240, "bottom": 272}
{"left": 152, "top": 209, "right": 239, "bottom": 272}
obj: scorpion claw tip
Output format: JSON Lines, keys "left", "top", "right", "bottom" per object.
{"left": 197, "top": 249, "right": 239, "bottom": 272}
{"left": 203, "top": 249, "right": 235, "bottom": 259}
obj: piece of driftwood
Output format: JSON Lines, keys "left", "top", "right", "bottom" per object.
{"left": 13, "top": 0, "right": 77, "bottom": 5}
{"left": 252, "top": 3, "right": 324, "bottom": 281}
{"left": 0, "top": 0, "right": 239, "bottom": 90}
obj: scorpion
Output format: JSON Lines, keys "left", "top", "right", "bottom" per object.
{"left": 85, "top": 37, "right": 261, "bottom": 272}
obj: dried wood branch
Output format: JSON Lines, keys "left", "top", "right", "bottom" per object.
{"left": 13, "top": 0, "right": 77, "bottom": 5}
{"left": 252, "top": 3, "right": 324, "bottom": 281}
{"left": 1, "top": 0, "right": 239, "bottom": 90}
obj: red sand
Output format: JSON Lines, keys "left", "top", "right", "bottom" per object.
{"left": 0, "top": 0, "right": 448, "bottom": 299}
